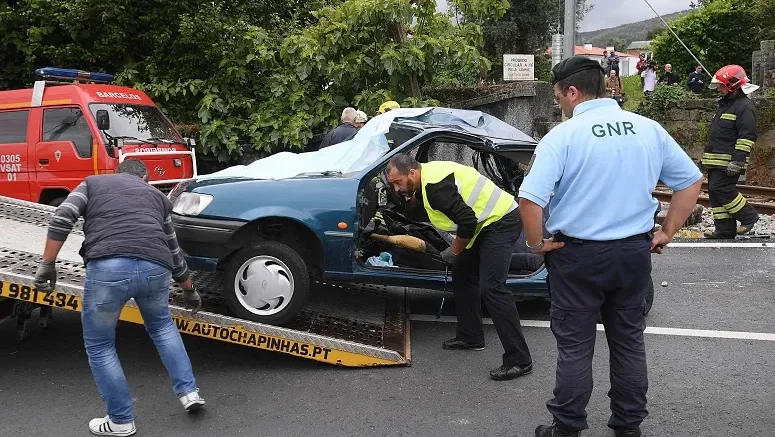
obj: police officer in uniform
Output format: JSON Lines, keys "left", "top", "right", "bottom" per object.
{"left": 701, "top": 65, "right": 760, "bottom": 239}
{"left": 386, "top": 155, "right": 533, "bottom": 380}
{"left": 518, "top": 57, "right": 703, "bottom": 437}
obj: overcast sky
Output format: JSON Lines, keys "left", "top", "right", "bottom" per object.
{"left": 579, "top": 0, "right": 693, "bottom": 31}
{"left": 436, "top": 0, "right": 694, "bottom": 32}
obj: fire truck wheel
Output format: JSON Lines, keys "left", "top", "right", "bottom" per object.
{"left": 223, "top": 241, "right": 310, "bottom": 326}
{"left": 49, "top": 197, "right": 67, "bottom": 207}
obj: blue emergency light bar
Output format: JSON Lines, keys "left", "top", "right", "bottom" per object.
{"left": 35, "top": 67, "right": 115, "bottom": 84}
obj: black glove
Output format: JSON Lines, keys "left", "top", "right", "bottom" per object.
{"left": 726, "top": 161, "right": 743, "bottom": 177}
{"left": 440, "top": 247, "right": 460, "bottom": 266}
{"left": 182, "top": 286, "right": 202, "bottom": 315}
{"left": 34, "top": 261, "right": 57, "bottom": 294}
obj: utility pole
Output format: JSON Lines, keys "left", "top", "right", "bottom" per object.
{"left": 563, "top": 0, "right": 576, "bottom": 60}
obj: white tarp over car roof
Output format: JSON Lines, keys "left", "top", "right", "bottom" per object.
{"left": 196, "top": 107, "right": 536, "bottom": 181}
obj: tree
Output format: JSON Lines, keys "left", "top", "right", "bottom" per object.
{"left": 650, "top": 0, "right": 760, "bottom": 76}
{"left": 1, "top": 0, "right": 505, "bottom": 161}
{"left": 605, "top": 37, "right": 627, "bottom": 52}
{"left": 445, "top": 0, "right": 592, "bottom": 83}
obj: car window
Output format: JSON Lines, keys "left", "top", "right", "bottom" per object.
{"left": 42, "top": 107, "right": 93, "bottom": 158}
{"left": 413, "top": 140, "right": 525, "bottom": 196}
{"left": 0, "top": 110, "right": 29, "bottom": 144}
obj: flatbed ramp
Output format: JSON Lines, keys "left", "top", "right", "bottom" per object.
{"left": 0, "top": 195, "right": 410, "bottom": 367}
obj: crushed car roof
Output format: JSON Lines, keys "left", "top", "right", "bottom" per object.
{"left": 196, "top": 107, "right": 537, "bottom": 181}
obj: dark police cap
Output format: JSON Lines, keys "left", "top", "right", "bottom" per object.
{"left": 552, "top": 56, "right": 605, "bottom": 85}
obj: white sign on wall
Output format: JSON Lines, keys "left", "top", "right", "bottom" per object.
{"left": 503, "top": 54, "right": 535, "bottom": 81}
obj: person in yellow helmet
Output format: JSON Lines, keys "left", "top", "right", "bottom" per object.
{"left": 378, "top": 100, "right": 400, "bottom": 114}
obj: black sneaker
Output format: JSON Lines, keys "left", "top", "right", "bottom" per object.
{"left": 535, "top": 422, "right": 581, "bottom": 437}
{"left": 614, "top": 428, "right": 641, "bottom": 437}
{"left": 489, "top": 362, "right": 533, "bottom": 380}
{"left": 441, "top": 338, "right": 485, "bottom": 351}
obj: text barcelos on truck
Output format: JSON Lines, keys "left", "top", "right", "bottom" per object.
{"left": 0, "top": 67, "right": 197, "bottom": 206}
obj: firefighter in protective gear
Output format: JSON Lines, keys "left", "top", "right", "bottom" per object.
{"left": 385, "top": 154, "right": 533, "bottom": 381}
{"left": 701, "top": 65, "right": 760, "bottom": 238}
{"left": 378, "top": 100, "right": 400, "bottom": 114}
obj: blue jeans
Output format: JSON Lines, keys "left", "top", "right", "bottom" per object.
{"left": 82, "top": 257, "right": 197, "bottom": 424}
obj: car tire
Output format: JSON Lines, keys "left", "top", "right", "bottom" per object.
{"left": 223, "top": 241, "right": 310, "bottom": 326}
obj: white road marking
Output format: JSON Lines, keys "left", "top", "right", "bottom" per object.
{"left": 666, "top": 242, "right": 775, "bottom": 248}
{"left": 410, "top": 315, "right": 775, "bottom": 341}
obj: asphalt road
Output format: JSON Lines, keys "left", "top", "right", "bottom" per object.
{"left": 2, "top": 242, "right": 775, "bottom": 436}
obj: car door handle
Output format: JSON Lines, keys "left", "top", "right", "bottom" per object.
{"left": 39, "top": 159, "right": 49, "bottom": 165}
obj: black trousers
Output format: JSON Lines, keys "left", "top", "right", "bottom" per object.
{"left": 451, "top": 208, "right": 532, "bottom": 367}
{"left": 707, "top": 169, "right": 759, "bottom": 235}
{"left": 545, "top": 234, "right": 651, "bottom": 431}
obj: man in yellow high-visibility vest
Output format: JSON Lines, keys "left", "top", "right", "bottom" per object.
{"left": 386, "top": 154, "right": 533, "bottom": 380}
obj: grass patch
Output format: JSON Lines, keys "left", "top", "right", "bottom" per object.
{"left": 621, "top": 75, "right": 643, "bottom": 111}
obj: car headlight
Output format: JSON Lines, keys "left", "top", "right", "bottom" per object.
{"left": 172, "top": 192, "right": 213, "bottom": 216}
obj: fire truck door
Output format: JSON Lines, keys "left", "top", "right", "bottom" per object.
{"left": 34, "top": 107, "right": 97, "bottom": 201}
{"left": 0, "top": 109, "right": 33, "bottom": 201}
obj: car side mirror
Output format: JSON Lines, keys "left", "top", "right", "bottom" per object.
{"left": 183, "top": 137, "right": 196, "bottom": 147}
{"left": 96, "top": 109, "right": 110, "bottom": 131}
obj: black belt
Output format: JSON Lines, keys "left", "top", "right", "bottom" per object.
{"left": 552, "top": 231, "right": 652, "bottom": 244}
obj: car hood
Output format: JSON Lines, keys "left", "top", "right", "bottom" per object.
{"left": 174, "top": 175, "right": 360, "bottom": 221}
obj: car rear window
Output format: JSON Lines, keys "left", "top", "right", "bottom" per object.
{"left": 0, "top": 110, "right": 29, "bottom": 144}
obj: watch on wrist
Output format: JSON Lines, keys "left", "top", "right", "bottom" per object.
{"left": 526, "top": 239, "right": 545, "bottom": 250}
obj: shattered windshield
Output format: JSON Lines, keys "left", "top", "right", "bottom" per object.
{"left": 88, "top": 103, "right": 180, "bottom": 143}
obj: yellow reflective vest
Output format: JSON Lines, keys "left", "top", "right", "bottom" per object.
{"left": 420, "top": 161, "right": 517, "bottom": 249}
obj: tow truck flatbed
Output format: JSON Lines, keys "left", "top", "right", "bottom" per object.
{"left": 0, "top": 195, "right": 411, "bottom": 367}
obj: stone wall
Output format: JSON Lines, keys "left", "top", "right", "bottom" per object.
{"left": 424, "top": 81, "right": 554, "bottom": 139}
{"left": 752, "top": 40, "right": 775, "bottom": 95}
{"left": 659, "top": 97, "right": 775, "bottom": 185}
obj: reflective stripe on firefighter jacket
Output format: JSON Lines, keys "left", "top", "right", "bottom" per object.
{"left": 419, "top": 161, "right": 516, "bottom": 249}
{"left": 701, "top": 92, "right": 758, "bottom": 171}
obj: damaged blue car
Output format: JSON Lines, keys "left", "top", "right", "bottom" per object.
{"left": 169, "top": 108, "right": 655, "bottom": 325}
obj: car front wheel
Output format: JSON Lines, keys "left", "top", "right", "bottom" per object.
{"left": 223, "top": 241, "right": 310, "bottom": 326}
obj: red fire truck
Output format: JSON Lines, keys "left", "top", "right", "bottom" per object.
{"left": 0, "top": 67, "right": 197, "bottom": 205}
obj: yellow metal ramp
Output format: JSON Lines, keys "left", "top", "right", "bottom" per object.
{"left": 0, "top": 195, "right": 410, "bottom": 367}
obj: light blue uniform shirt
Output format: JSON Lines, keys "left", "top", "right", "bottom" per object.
{"left": 518, "top": 98, "right": 703, "bottom": 241}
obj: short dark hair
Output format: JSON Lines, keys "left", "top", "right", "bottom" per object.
{"left": 556, "top": 69, "right": 606, "bottom": 98}
{"left": 387, "top": 154, "right": 420, "bottom": 174}
{"left": 116, "top": 159, "right": 149, "bottom": 179}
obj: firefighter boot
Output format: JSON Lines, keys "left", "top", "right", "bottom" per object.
{"left": 737, "top": 215, "right": 759, "bottom": 235}
{"left": 704, "top": 218, "right": 736, "bottom": 239}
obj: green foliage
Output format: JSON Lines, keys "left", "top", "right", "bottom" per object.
{"left": 447, "top": 0, "right": 510, "bottom": 25}
{"left": 634, "top": 84, "right": 696, "bottom": 120}
{"left": 0, "top": 0, "right": 495, "bottom": 161}
{"left": 605, "top": 37, "right": 627, "bottom": 52}
{"left": 620, "top": 75, "right": 644, "bottom": 111}
{"left": 534, "top": 55, "right": 553, "bottom": 83}
{"left": 650, "top": 0, "right": 762, "bottom": 77}
{"left": 697, "top": 120, "right": 710, "bottom": 144}
{"left": 448, "top": 0, "right": 591, "bottom": 83}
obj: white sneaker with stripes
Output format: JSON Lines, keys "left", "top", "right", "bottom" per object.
{"left": 88, "top": 416, "right": 136, "bottom": 436}
{"left": 179, "top": 389, "right": 206, "bottom": 412}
